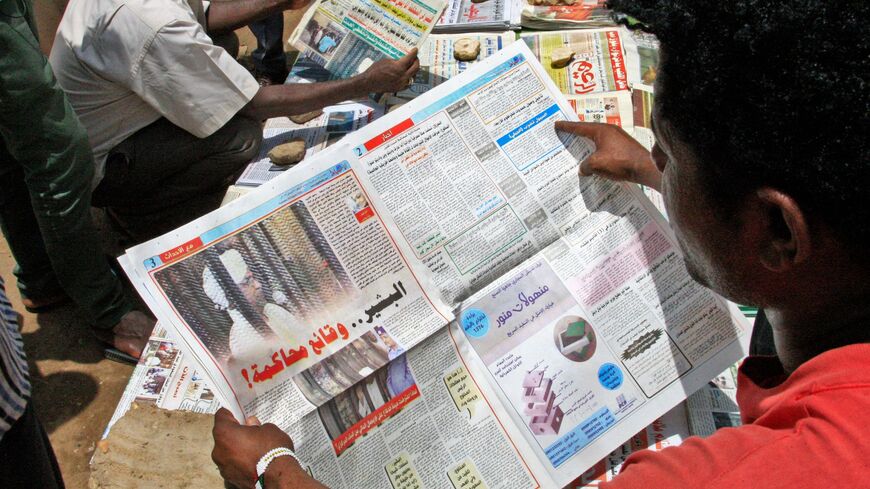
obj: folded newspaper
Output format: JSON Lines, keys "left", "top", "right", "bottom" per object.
{"left": 287, "top": 0, "right": 447, "bottom": 82}
{"left": 120, "top": 42, "right": 750, "bottom": 487}
{"left": 520, "top": 0, "right": 614, "bottom": 30}
{"left": 434, "top": 0, "right": 523, "bottom": 32}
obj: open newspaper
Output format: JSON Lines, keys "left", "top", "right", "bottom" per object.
{"left": 120, "top": 42, "right": 750, "bottom": 487}
{"left": 434, "top": 0, "right": 523, "bottom": 32}
{"left": 288, "top": 0, "right": 446, "bottom": 81}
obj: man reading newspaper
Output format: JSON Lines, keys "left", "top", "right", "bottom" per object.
{"left": 50, "top": 0, "right": 419, "bottom": 242}
{"left": 212, "top": 0, "right": 870, "bottom": 487}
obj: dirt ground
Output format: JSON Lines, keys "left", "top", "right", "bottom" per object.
{"left": 6, "top": 4, "right": 305, "bottom": 487}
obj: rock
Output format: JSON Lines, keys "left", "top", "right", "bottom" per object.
{"left": 268, "top": 138, "right": 307, "bottom": 166}
{"left": 453, "top": 38, "right": 481, "bottom": 62}
{"left": 550, "top": 47, "right": 575, "bottom": 68}
{"left": 289, "top": 110, "right": 322, "bottom": 124}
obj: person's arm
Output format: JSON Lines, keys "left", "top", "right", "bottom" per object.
{"left": 238, "top": 50, "right": 420, "bottom": 121}
{"left": 206, "top": 0, "right": 311, "bottom": 35}
{"left": 212, "top": 408, "right": 328, "bottom": 488}
{"left": 555, "top": 121, "right": 662, "bottom": 191}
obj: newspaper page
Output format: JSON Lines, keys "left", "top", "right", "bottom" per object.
{"left": 451, "top": 229, "right": 750, "bottom": 485}
{"left": 566, "top": 91, "right": 634, "bottom": 131}
{"left": 284, "top": 326, "right": 549, "bottom": 488}
{"left": 288, "top": 0, "right": 446, "bottom": 81}
{"left": 434, "top": 0, "right": 522, "bottom": 31}
{"left": 236, "top": 117, "right": 329, "bottom": 187}
{"left": 121, "top": 146, "right": 454, "bottom": 429}
{"left": 520, "top": 0, "right": 613, "bottom": 30}
{"left": 521, "top": 29, "right": 631, "bottom": 96}
{"left": 685, "top": 364, "right": 741, "bottom": 437}
{"left": 103, "top": 323, "right": 220, "bottom": 437}
{"left": 621, "top": 27, "right": 660, "bottom": 92}
{"left": 237, "top": 102, "right": 385, "bottom": 187}
{"left": 395, "top": 31, "right": 516, "bottom": 100}
{"left": 567, "top": 404, "right": 690, "bottom": 488}
{"left": 349, "top": 41, "right": 599, "bottom": 307}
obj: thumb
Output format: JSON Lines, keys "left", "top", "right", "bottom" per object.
{"left": 245, "top": 416, "right": 262, "bottom": 426}
{"left": 399, "top": 48, "right": 419, "bottom": 65}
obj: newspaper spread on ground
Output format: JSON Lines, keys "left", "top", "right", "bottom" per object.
{"left": 237, "top": 102, "right": 385, "bottom": 187}
{"left": 434, "top": 0, "right": 523, "bottom": 32}
{"left": 288, "top": 0, "right": 446, "bottom": 82}
{"left": 119, "top": 42, "right": 750, "bottom": 486}
{"left": 520, "top": 0, "right": 613, "bottom": 30}
{"left": 395, "top": 31, "right": 516, "bottom": 100}
{"left": 521, "top": 28, "right": 631, "bottom": 96}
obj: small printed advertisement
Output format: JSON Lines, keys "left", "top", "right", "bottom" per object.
{"left": 459, "top": 259, "right": 644, "bottom": 468}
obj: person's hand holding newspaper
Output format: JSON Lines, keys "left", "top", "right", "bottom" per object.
{"left": 212, "top": 408, "right": 325, "bottom": 489}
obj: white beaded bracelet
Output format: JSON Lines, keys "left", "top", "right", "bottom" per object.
{"left": 255, "top": 447, "right": 299, "bottom": 489}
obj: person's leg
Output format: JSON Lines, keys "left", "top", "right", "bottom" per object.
{"left": 0, "top": 403, "right": 65, "bottom": 489}
{"left": 249, "top": 12, "right": 288, "bottom": 83}
{"left": 92, "top": 116, "right": 263, "bottom": 242}
{"left": 0, "top": 159, "right": 65, "bottom": 307}
{"left": 0, "top": 0, "right": 133, "bottom": 330}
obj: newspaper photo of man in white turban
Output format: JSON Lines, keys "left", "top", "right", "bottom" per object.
{"left": 202, "top": 248, "right": 303, "bottom": 362}
{"left": 152, "top": 201, "right": 357, "bottom": 371}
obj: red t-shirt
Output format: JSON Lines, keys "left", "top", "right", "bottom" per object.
{"left": 603, "top": 344, "right": 870, "bottom": 488}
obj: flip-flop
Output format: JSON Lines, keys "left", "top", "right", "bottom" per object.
{"left": 93, "top": 326, "right": 145, "bottom": 366}
{"left": 104, "top": 347, "right": 138, "bottom": 366}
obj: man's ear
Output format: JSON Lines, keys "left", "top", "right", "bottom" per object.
{"left": 753, "top": 188, "right": 812, "bottom": 272}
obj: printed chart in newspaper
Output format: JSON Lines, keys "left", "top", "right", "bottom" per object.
{"left": 289, "top": 0, "right": 447, "bottom": 80}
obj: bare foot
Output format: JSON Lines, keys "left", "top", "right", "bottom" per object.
{"left": 109, "top": 310, "right": 154, "bottom": 358}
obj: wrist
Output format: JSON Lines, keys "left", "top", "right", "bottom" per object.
{"left": 352, "top": 73, "right": 373, "bottom": 96}
{"left": 263, "top": 456, "right": 305, "bottom": 489}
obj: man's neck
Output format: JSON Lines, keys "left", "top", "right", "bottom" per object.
{"left": 765, "top": 295, "right": 870, "bottom": 374}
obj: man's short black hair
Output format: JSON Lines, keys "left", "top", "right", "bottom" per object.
{"left": 609, "top": 0, "right": 869, "bottom": 250}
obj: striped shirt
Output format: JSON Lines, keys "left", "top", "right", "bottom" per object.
{"left": 0, "top": 276, "right": 30, "bottom": 440}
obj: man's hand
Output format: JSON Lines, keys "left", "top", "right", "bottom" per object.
{"left": 555, "top": 121, "right": 662, "bottom": 191}
{"left": 212, "top": 408, "right": 296, "bottom": 488}
{"left": 357, "top": 49, "right": 421, "bottom": 94}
